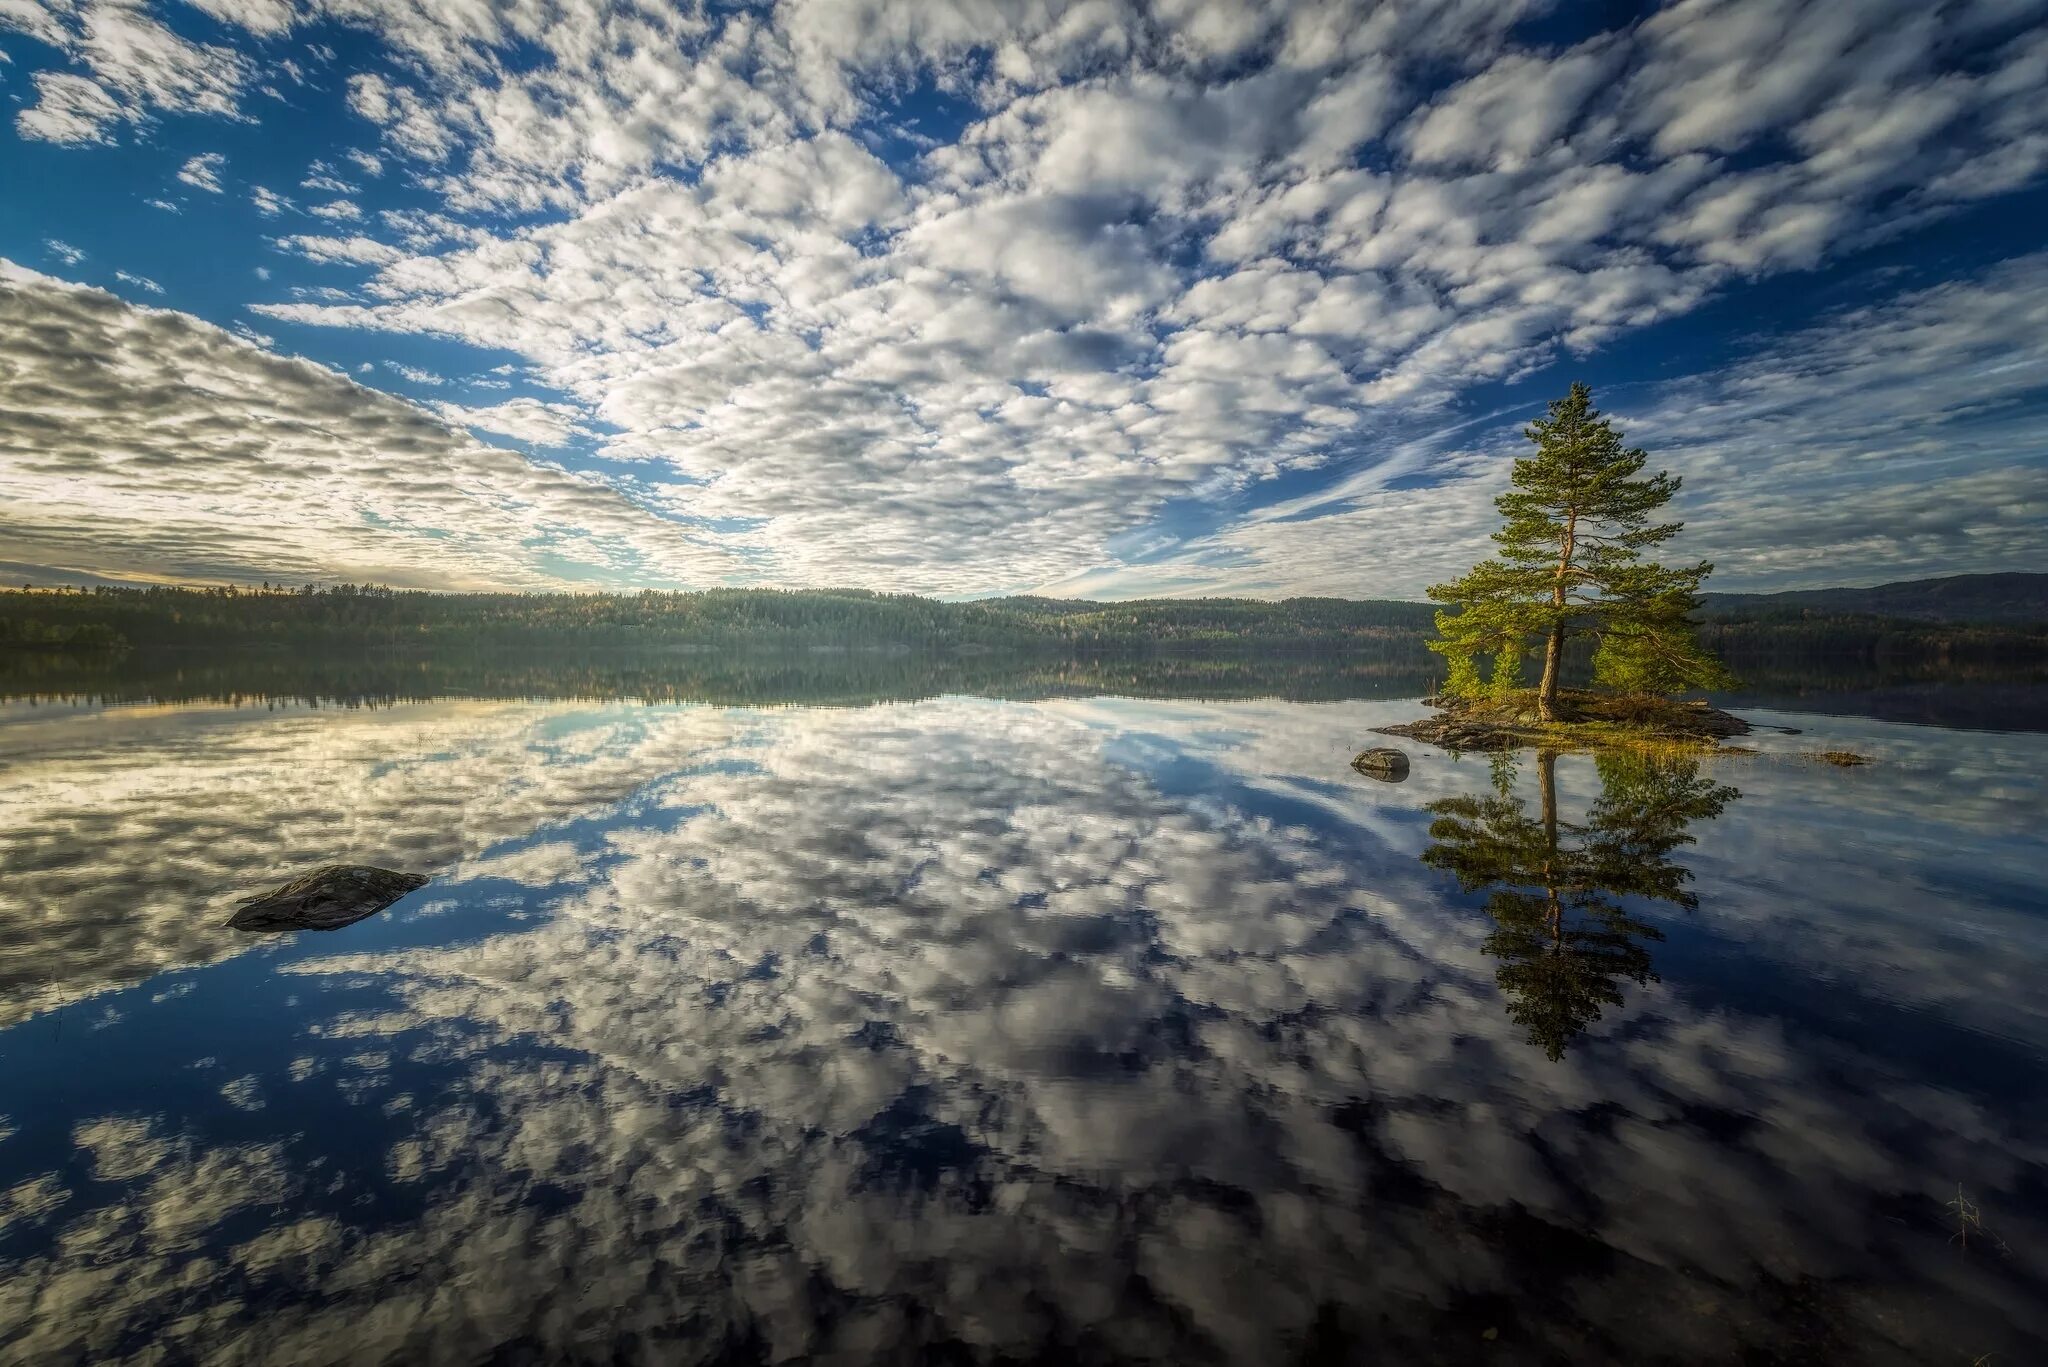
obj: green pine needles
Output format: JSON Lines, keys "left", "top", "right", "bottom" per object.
{"left": 1427, "top": 382, "right": 1735, "bottom": 721}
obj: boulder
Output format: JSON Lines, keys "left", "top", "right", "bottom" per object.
{"left": 1351, "top": 747, "right": 1411, "bottom": 781}
{"left": 227, "top": 864, "right": 428, "bottom": 932}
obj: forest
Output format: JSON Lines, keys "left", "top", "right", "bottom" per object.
{"left": 1, "top": 584, "right": 2043, "bottom": 673}
{"left": 0, "top": 584, "right": 1437, "bottom": 652}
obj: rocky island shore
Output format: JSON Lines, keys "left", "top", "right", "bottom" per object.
{"left": 1370, "top": 689, "right": 1753, "bottom": 754}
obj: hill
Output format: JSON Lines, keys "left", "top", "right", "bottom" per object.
{"left": 0, "top": 585, "right": 1436, "bottom": 653}
{"left": 2, "top": 581, "right": 2043, "bottom": 675}
{"left": 1702, "top": 573, "right": 2048, "bottom": 625}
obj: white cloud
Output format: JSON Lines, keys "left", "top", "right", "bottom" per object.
{"left": 1138, "top": 252, "right": 2048, "bottom": 598}
{"left": 44, "top": 239, "right": 86, "bottom": 267}
{"left": 6, "top": 0, "right": 252, "bottom": 144}
{"left": 4, "top": 0, "right": 2046, "bottom": 592}
{"left": 113, "top": 270, "right": 164, "bottom": 294}
{"left": 436, "top": 397, "right": 591, "bottom": 447}
{"left": 14, "top": 72, "right": 124, "bottom": 144}
{"left": 181, "top": 0, "right": 300, "bottom": 39}
{"left": 275, "top": 234, "right": 402, "bottom": 265}
{"left": 0, "top": 263, "right": 752, "bottom": 590}
{"left": 1403, "top": 37, "right": 1625, "bottom": 170}
{"left": 177, "top": 152, "right": 226, "bottom": 193}
{"left": 249, "top": 185, "right": 292, "bottom": 217}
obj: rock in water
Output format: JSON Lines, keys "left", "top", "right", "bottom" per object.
{"left": 1351, "top": 747, "right": 1411, "bottom": 781}
{"left": 227, "top": 864, "right": 428, "bottom": 932}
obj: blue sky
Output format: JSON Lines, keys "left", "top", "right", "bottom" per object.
{"left": 2, "top": 0, "right": 2045, "bottom": 597}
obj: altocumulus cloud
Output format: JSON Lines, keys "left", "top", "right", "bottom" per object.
{"left": 3, "top": 0, "right": 2046, "bottom": 592}
{"left": 0, "top": 266, "right": 748, "bottom": 588}
{"left": 1176, "top": 253, "right": 2048, "bottom": 597}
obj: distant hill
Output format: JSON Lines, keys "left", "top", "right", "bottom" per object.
{"left": 0, "top": 584, "right": 1438, "bottom": 655}
{"left": 1702, "top": 574, "right": 2048, "bottom": 625}
{"left": 3, "top": 577, "right": 2043, "bottom": 668}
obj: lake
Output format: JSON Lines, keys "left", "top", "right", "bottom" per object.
{"left": 2, "top": 660, "right": 2044, "bottom": 1364}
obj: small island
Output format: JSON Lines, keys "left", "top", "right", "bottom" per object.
{"left": 1373, "top": 687, "right": 1750, "bottom": 754}
{"left": 1370, "top": 384, "right": 1768, "bottom": 758}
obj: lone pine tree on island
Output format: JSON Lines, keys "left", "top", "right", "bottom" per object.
{"left": 1427, "top": 382, "right": 1735, "bottom": 723}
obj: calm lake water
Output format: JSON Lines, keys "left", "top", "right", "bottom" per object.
{"left": 2, "top": 663, "right": 2045, "bottom": 1364}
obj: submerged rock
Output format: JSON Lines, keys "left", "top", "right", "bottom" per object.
{"left": 227, "top": 864, "right": 428, "bottom": 932}
{"left": 1351, "top": 747, "right": 1412, "bottom": 781}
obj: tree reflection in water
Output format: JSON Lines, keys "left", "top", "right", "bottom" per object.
{"left": 1423, "top": 750, "right": 1739, "bottom": 1059}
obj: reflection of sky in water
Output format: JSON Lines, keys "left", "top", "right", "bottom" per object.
{"left": 1, "top": 694, "right": 2045, "bottom": 1364}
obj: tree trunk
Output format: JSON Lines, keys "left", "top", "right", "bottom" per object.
{"left": 1537, "top": 619, "right": 1565, "bottom": 722}
{"left": 1538, "top": 509, "right": 1578, "bottom": 722}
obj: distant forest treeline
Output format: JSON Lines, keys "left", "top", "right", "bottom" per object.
{"left": 0, "top": 584, "right": 1437, "bottom": 651}
{"left": 0, "top": 644, "right": 1445, "bottom": 710}
{"left": 2, "top": 583, "right": 2045, "bottom": 669}
{"left": 4, "top": 634, "right": 2041, "bottom": 724}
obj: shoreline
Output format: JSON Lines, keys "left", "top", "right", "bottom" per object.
{"left": 1368, "top": 689, "right": 1754, "bottom": 755}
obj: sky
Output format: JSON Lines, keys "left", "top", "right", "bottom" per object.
{"left": 0, "top": 0, "right": 2044, "bottom": 599}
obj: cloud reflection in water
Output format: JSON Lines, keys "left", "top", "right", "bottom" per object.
{"left": 1, "top": 695, "right": 2044, "bottom": 1364}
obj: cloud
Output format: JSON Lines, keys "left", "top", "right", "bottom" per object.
{"left": 113, "top": 270, "right": 164, "bottom": 294}
{"left": 14, "top": 72, "right": 125, "bottom": 144}
{"left": 44, "top": 239, "right": 86, "bottom": 266}
{"left": 274, "top": 234, "right": 403, "bottom": 265}
{"left": 5, "top": 0, "right": 252, "bottom": 144}
{"left": 435, "top": 396, "right": 592, "bottom": 447}
{"left": 0, "top": 263, "right": 752, "bottom": 590}
{"left": 181, "top": 0, "right": 301, "bottom": 38}
{"left": 1624, "top": 253, "right": 2048, "bottom": 585}
{"left": 1129, "top": 250, "right": 2048, "bottom": 597}
{"left": 4, "top": 0, "right": 2046, "bottom": 592}
{"left": 249, "top": 185, "right": 292, "bottom": 217}
{"left": 299, "top": 166, "right": 356, "bottom": 193}
{"left": 176, "top": 152, "right": 226, "bottom": 193}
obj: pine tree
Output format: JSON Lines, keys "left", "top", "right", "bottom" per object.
{"left": 1426, "top": 382, "right": 1734, "bottom": 722}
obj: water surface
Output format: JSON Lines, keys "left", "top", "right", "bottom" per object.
{"left": 2, "top": 665, "right": 2044, "bottom": 1364}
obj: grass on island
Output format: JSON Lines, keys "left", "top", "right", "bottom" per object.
{"left": 1372, "top": 688, "right": 1877, "bottom": 765}
{"left": 1374, "top": 687, "right": 1752, "bottom": 756}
